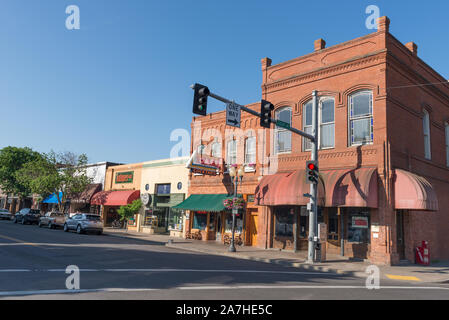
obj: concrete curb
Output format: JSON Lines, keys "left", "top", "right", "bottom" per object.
{"left": 105, "top": 231, "right": 448, "bottom": 284}
{"left": 165, "top": 243, "right": 359, "bottom": 277}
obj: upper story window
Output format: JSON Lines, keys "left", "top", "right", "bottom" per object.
{"left": 245, "top": 136, "right": 256, "bottom": 165}
{"left": 303, "top": 98, "right": 335, "bottom": 151}
{"left": 226, "top": 139, "right": 237, "bottom": 166}
{"left": 211, "top": 139, "right": 221, "bottom": 158}
{"left": 423, "top": 110, "right": 431, "bottom": 160}
{"left": 349, "top": 91, "right": 373, "bottom": 146}
{"left": 275, "top": 107, "right": 292, "bottom": 154}
{"left": 156, "top": 184, "right": 171, "bottom": 195}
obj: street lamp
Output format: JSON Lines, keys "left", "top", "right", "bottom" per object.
{"left": 228, "top": 165, "right": 244, "bottom": 252}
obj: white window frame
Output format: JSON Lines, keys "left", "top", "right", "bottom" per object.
{"left": 348, "top": 91, "right": 373, "bottom": 146}
{"left": 423, "top": 110, "right": 431, "bottom": 160}
{"left": 211, "top": 139, "right": 221, "bottom": 158}
{"left": 244, "top": 136, "right": 256, "bottom": 172}
{"left": 274, "top": 107, "right": 292, "bottom": 154}
{"left": 303, "top": 97, "right": 335, "bottom": 151}
{"left": 226, "top": 139, "right": 237, "bottom": 168}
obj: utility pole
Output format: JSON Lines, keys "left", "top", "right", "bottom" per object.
{"left": 191, "top": 84, "right": 320, "bottom": 263}
{"left": 307, "top": 90, "right": 319, "bottom": 263}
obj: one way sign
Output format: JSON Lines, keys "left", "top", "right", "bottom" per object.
{"left": 226, "top": 102, "right": 241, "bottom": 128}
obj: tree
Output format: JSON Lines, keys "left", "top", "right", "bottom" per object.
{"left": 0, "top": 146, "right": 43, "bottom": 198}
{"left": 16, "top": 151, "right": 92, "bottom": 212}
{"left": 117, "top": 199, "right": 142, "bottom": 227}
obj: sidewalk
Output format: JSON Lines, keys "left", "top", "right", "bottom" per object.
{"left": 104, "top": 228, "right": 449, "bottom": 284}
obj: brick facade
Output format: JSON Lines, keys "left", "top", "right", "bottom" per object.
{"left": 188, "top": 16, "right": 449, "bottom": 265}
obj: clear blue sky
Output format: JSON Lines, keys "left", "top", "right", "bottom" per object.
{"left": 1, "top": 0, "right": 448, "bottom": 164}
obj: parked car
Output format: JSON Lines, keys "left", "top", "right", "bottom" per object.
{"left": 0, "top": 209, "right": 12, "bottom": 220}
{"left": 39, "top": 212, "right": 67, "bottom": 229}
{"left": 13, "top": 208, "right": 41, "bottom": 225}
{"left": 63, "top": 213, "right": 103, "bottom": 235}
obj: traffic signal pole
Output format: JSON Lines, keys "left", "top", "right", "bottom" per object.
{"left": 307, "top": 90, "right": 319, "bottom": 264}
{"left": 191, "top": 84, "right": 319, "bottom": 263}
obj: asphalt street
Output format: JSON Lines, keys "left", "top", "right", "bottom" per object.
{"left": 0, "top": 220, "right": 448, "bottom": 300}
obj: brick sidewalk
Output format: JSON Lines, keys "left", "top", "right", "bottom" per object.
{"left": 104, "top": 228, "right": 449, "bottom": 284}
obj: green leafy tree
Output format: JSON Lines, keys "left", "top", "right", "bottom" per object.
{"left": 117, "top": 199, "right": 142, "bottom": 226}
{"left": 16, "top": 151, "right": 92, "bottom": 212}
{"left": 0, "top": 146, "right": 43, "bottom": 199}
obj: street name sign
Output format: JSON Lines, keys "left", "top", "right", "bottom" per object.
{"left": 226, "top": 102, "right": 241, "bottom": 128}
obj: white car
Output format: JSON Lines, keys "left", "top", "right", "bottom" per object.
{"left": 0, "top": 209, "right": 12, "bottom": 220}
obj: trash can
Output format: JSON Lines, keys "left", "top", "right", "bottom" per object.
{"left": 315, "top": 242, "right": 322, "bottom": 262}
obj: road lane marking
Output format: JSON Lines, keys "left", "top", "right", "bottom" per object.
{"left": 386, "top": 274, "right": 421, "bottom": 281}
{"left": 0, "top": 234, "right": 43, "bottom": 248}
{"left": 0, "top": 285, "right": 448, "bottom": 297}
{"left": 0, "top": 268, "right": 329, "bottom": 275}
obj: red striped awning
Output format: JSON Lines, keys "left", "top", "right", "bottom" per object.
{"left": 394, "top": 169, "right": 438, "bottom": 211}
{"left": 320, "top": 167, "right": 378, "bottom": 208}
{"left": 91, "top": 190, "right": 140, "bottom": 206}
{"left": 255, "top": 170, "right": 325, "bottom": 206}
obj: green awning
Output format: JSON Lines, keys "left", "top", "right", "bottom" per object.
{"left": 172, "top": 194, "right": 232, "bottom": 212}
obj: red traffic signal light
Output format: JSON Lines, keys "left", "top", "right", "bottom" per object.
{"left": 306, "top": 160, "right": 319, "bottom": 184}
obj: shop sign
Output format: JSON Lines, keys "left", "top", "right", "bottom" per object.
{"left": 186, "top": 150, "right": 221, "bottom": 176}
{"left": 115, "top": 171, "right": 134, "bottom": 184}
{"left": 352, "top": 216, "right": 369, "bottom": 229}
{"left": 371, "top": 223, "right": 380, "bottom": 233}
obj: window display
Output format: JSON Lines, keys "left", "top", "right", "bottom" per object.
{"left": 346, "top": 208, "right": 370, "bottom": 243}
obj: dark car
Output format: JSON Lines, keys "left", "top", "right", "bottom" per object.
{"left": 13, "top": 208, "right": 41, "bottom": 225}
{"left": 63, "top": 213, "right": 103, "bottom": 235}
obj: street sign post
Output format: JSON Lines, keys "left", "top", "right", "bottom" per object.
{"left": 190, "top": 84, "right": 320, "bottom": 263}
{"left": 226, "top": 102, "right": 241, "bottom": 128}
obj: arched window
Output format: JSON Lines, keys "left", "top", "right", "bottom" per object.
{"left": 226, "top": 139, "right": 237, "bottom": 167}
{"left": 245, "top": 136, "right": 256, "bottom": 165}
{"left": 349, "top": 91, "right": 373, "bottom": 146}
{"left": 211, "top": 138, "right": 221, "bottom": 158}
{"left": 303, "top": 98, "right": 335, "bottom": 151}
{"left": 423, "top": 110, "right": 431, "bottom": 160}
{"left": 275, "top": 107, "right": 292, "bottom": 154}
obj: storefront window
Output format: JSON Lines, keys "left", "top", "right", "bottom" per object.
{"left": 328, "top": 208, "right": 339, "bottom": 241}
{"left": 275, "top": 207, "right": 294, "bottom": 237}
{"left": 154, "top": 207, "right": 169, "bottom": 229}
{"left": 346, "top": 208, "right": 370, "bottom": 243}
{"left": 143, "top": 209, "right": 157, "bottom": 227}
{"left": 225, "top": 213, "right": 243, "bottom": 234}
{"left": 168, "top": 208, "right": 183, "bottom": 231}
{"left": 193, "top": 212, "right": 207, "bottom": 230}
{"left": 209, "top": 213, "right": 215, "bottom": 230}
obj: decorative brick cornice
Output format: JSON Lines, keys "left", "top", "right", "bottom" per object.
{"left": 272, "top": 148, "right": 378, "bottom": 163}
{"left": 263, "top": 51, "right": 387, "bottom": 93}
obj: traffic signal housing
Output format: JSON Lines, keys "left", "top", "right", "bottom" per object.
{"left": 306, "top": 161, "right": 319, "bottom": 184}
{"left": 192, "top": 83, "right": 210, "bottom": 116}
{"left": 260, "top": 100, "right": 274, "bottom": 128}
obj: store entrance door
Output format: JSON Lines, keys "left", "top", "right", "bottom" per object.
{"left": 249, "top": 210, "right": 258, "bottom": 246}
{"left": 396, "top": 210, "right": 406, "bottom": 260}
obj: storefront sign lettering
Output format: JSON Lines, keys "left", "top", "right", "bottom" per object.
{"left": 352, "top": 216, "right": 369, "bottom": 228}
{"left": 115, "top": 171, "right": 134, "bottom": 184}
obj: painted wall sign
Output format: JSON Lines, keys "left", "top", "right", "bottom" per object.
{"left": 115, "top": 171, "right": 134, "bottom": 184}
{"left": 352, "top": 216, "right": 369, "bottom": 228}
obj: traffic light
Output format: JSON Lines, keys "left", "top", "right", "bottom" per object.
{"left": 306, "top": 160, "right": 319, "bottom": 184}
{"left": 260, "top": 100, "right": 274, "bottom": 128}
{"left": 192, "top": 83, "right": 210, "bottom": 116}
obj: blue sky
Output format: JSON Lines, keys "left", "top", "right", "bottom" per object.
{"left": 1, "top": 0, "right": 448, "bottom": 164}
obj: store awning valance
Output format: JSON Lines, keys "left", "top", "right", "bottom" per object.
{"left": 255, "top": 170, "right": 325, "bottom": 206}
{"left": 42, "top": 192, "right": 63, "bottom": 204}
{"left": 70, "top": 184, "right": 102, "bottom": 204}
{"left": 394, "top": 169, "right": 438, "bottom": 211}
{"left": 172, "top": 194, "right": 232, "bottom": 212}
{"left": 91, "top": 190, "right": 140, "bottom": 206}
{"left": 321, "top": 167, "right": 378, "bottom": 208}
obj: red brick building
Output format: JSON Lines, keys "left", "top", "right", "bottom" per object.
{"left": 181, "top": 16, "right": 449, "bottom": 265}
